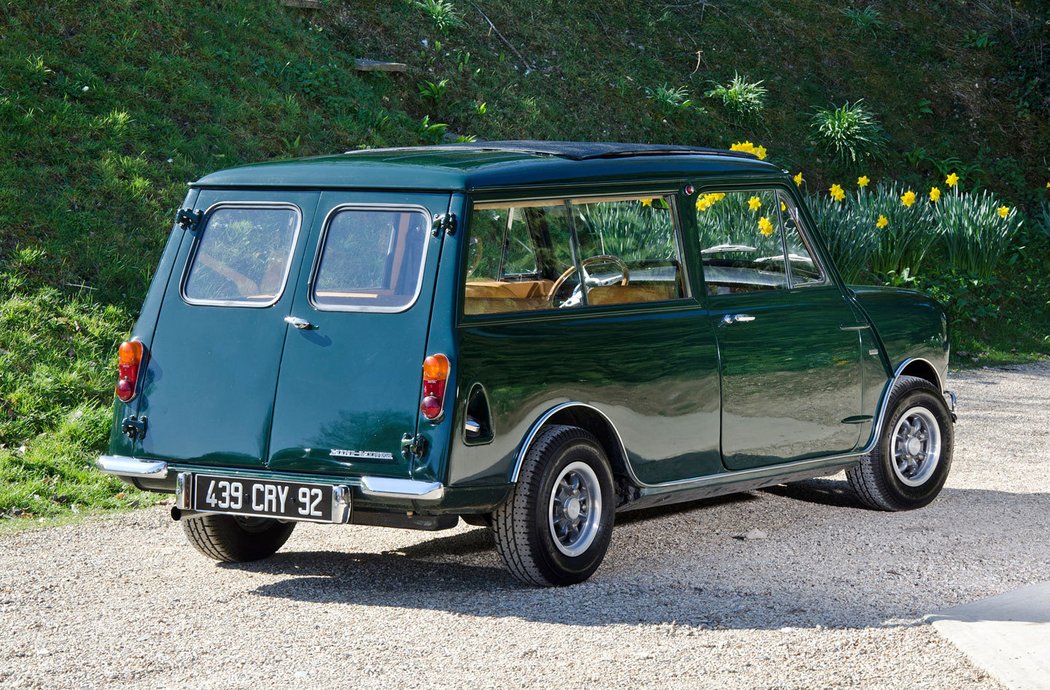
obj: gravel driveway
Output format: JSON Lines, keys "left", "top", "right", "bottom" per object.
{"left": 2, "top": 363, "right": 1048, "bottom": 689}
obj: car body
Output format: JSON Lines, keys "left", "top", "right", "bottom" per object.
{"left": 98, "top": 141, "right": 957, "bottom": 585}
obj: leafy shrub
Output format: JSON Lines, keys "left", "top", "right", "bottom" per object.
{"left": 705, "top": 73, "right": 767, "bottom": 118}
{"left": 842, "top": 6, "right": 883, "bottom": 34}
{"left": 645, "top": 84, "right": 693, "bottom": 115}
{"left": 811, "top": 100, "right": 887, "bottom": 164}
{"left": 412, "top": 0, "right": 463, "bottom": 32}
{"left": 933, "top": 191, "right": 1023, "bottom": 278}
{"left": 417, "top": 78, "right": 450, "bottom": 103}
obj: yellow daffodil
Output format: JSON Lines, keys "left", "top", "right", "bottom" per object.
{"left": 946, "top": 172, "right": 959, "bottom": 187}
{"left": 901, "top": 190, "right": 917, "bottom": 207}
{"left": 640, "top": 198, "right": 653, "bottom": 207}
{"left": 793, "top": 172, "right": 804, "bottom": 186}
{"left": 780, "top": 200, "right": 787, "bottom": 212}
{"left": 997, "top": 206, "right": 1010, "bottom": 218}
{"left": 709, "top": 192, "right": 726, "bottom": 202}
{"left": 1046, "top": 181, "right": 1049, "bottom": 188}
{"left": 758, "top": 216, "right": 775, "bottom": 236}
{"left": 696, "top": 197, "right": 711, "bottom": 212}
{"left": 754, "top": 145, "right": 767, "bottom": 160}
{"left": 857, "top": 175, "right": 870, "bottom": 188}
{"left": 929, "top": 187, "right": 941, "bottom": 202}
{"left": 876, "top": 215, "right": 889, "bottom": 229}
{"left": 830, "top": 184, "right": 845, "bottom": 202}
{"left": 748, "top": 195, "right": 762, "bottom": 212}
{"left": 730, "top": 141, "right": 755, "bottom": 154}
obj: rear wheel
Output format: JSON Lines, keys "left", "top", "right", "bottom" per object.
{"left": 493, "top": 425, "right": 616, "bottom": 586}
{"left": 182, "top": 514, "right": 296, "bottom": 562}
{"left": 847, "top": 375, "right": 954, "bottom": 511}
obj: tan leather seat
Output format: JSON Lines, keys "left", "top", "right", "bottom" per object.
{"left": 587, "top": 283, "right": 679, "bottom": 305}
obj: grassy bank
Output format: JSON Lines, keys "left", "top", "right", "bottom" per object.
{"left": 1, "top": 0, "right": 1047, "bottom": 521}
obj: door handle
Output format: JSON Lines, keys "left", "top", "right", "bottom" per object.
{"left": 284, "top": 315, "right": 316, "bottom": 330}
{"left": 721, "top": 313, "right": 756, "bottom": 326}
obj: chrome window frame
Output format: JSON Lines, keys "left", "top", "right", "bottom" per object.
{"left": 307, "top": 203, "right": 433, "bottom": 314}
{"left": 775, "top": 190, "right": 830, "bottom": 289}
{"left": 180, "top": 201, "right": 303, "bottom": 308}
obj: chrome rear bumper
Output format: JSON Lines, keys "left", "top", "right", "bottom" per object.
{"left": 96, "top": 455, "right": 169, "bottom": 479}
{"left": 95, "top": 455, "right": 444, "bottom": 501}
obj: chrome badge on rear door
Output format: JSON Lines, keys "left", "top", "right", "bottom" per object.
{"left": 330, "top": 449, "right": 395, "bottom": 461}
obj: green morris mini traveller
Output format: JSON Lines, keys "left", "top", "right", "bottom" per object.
{"left": 98, "top": 141, "right": 957, "bottom": 586}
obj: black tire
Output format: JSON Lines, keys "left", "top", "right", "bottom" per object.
{"left": 847, "top": 375, "right": 954, "bottom": 511}
{"left": 493, "top": 425, "right": 616, "bottom": 586}
{"left": 182, "top": 514, "right": 296, "bottom": 562}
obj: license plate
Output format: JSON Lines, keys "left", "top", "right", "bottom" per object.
{"left": 192, "top": 475, "right": 344, "bottom": 523}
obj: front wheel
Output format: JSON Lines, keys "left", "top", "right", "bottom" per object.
{"left": 493, "top": 425, "right": 616, "bottom": 586}
{"left": 847, "top": 375, "right": 954, "bottom": 510}
{"left": 182, "top": 514, "right": 296, "bottom": 562}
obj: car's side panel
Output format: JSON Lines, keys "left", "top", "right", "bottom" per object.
{"left": 451, "top": 306, "right": 722, "bottom": 487}
{"left": 850, "top": 286, "right": 949, "bottom": 389}
{"left": 109, "top": 188, "right": 199, "bottom": 461}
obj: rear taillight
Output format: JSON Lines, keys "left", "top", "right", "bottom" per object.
{"left": 116, "top": 340, "right": 146, "bottom": 403}
{"left": 420, "top": 354, "right": 450, "bottom": 421}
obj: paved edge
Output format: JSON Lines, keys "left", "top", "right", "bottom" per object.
{"left": 926, "top": 580, "right": 1050, "bottom": 690}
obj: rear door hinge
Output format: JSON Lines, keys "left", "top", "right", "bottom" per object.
{"left": 400, "top": 433, "right": 428, "bottom": 460}
{"left": 175, "top": 208, "right": 203, "bottom": 232}
{"left": 121, "top": 415, "right": 148, "bottom": 441}
{"left": 432, "top": 213, "right": 457, "bottom": 237}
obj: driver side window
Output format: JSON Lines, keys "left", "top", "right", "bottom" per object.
{"left": 464, "top": 196, "right": 687, "bottom": 316}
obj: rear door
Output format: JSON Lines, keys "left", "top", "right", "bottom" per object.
{"left": 139, "top": 190, "right": 319, "bottom": 469}
{"left": 266, "top": 191, "right": 450, "bottom": 478}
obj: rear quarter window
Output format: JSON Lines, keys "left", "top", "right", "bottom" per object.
{"left": 182, "top": 205, "right": 301, "bottom": 306}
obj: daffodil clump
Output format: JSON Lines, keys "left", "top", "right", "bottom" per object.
{"left": 729, "top": 141, "right": 767, "bottom": 160}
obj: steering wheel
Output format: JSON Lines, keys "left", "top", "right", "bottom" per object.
{"left": 547, "top": 254, "right": 630, "bottom": 307}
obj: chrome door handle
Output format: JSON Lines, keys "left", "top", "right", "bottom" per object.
{"left": 284, "top": 315, "right": 315, "bottom": 330}
{"left": 721, "top": 313, "right": 756, "bottom": 325}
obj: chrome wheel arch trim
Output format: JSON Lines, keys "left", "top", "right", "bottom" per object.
{"left": 509, "top": 357, "right": 954, "bottom": 493}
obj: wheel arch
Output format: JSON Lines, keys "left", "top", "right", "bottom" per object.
{"left": 895, "top": 357, "right": 942, "bottom": 391}
{"left": 509, "top": 403, "right": 632, "bottom": 485}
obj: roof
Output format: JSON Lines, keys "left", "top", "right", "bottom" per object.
{"left": 191, "top": 140, "right": 781, "bottom": 191}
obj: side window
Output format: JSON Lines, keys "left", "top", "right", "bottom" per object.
{"left": 571, "top": 197, "right": 686, "bottom": 307}
{"left": 183, "top": 206, "right": 300, "bottom": 306}
{"left": 312, "top": 208, "right": 430, "bottom": 311}
{"left": 778, "top": 192, "right": 826, "bottom": 286}
{"left": 695, "top": 190, "right": 787, "bottom": 295}
{"left": 464, "top": 195, "right": 687, "bottom": 316}
{"left": 464, "top": 202, "right": 576, "bottom": 315}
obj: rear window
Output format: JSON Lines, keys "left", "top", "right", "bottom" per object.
{"left": 183, "top": 205, "right": 301, "bottom": 306}
{"left": 311, "top": 207, "right": 431, "bottom": 312}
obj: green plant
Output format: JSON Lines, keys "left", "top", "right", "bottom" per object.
{"left": 963, "top": 31, "right": 995, "bottom": 49}
{"left": 842, "top": 6, "right": 883, "bottom": 34}
{"left": 917, "top": 98, "right": 933, "bottom": 115}
{"left": 811, "top": 100, "right": 887, "bottom": 164}
{"left": 933, "top": 191, "right": 1023, "bottom": 278}
{"left": 418, "top": 114, "right": 448, "bottom": 144}
{"left": 412, "top": 0, "right": 462, "bottom": 32}
{"left": 705, "top": 73, "right": 767, "bottom": 118}
{"left": 645, "top": 84, "right": 693, "bottom": 115}
{"left": 417, "top": 78, "right": 450, "bottom": 103}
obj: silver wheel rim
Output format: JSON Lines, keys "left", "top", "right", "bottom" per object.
{"left": 547, "top": 461, "right": 602, "bottom": 557}
{"left": 890, "top": 406, "right": 941, "bottom": 487}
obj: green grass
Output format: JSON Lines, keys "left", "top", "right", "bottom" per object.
{"left": 0, "top": 0, "right": 1047, "bottom": 524}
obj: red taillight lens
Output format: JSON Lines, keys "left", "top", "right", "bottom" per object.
{"left": 420, "top": 354, "right": 450, "bottom": 421}
{"left": 116, "top": 340, "right": 145, "bottom": 403}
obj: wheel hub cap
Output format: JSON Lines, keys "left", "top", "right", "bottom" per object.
{"left": 890, "top": 406, "right": 942, "bottom": 487}
{"left": 547, "top": 461, "right": 603, "bottom": 558}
